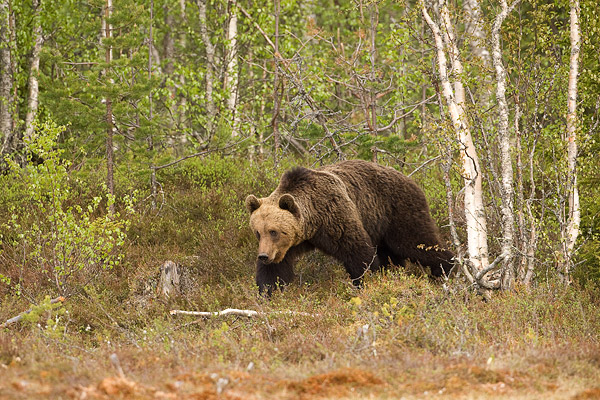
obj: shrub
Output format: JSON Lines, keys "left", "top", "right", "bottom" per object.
{"left": 0, "top": 121, "right": 133, "bottom": 298}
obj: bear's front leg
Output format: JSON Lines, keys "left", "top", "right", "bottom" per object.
{"left": 255, "top": 255, "right": 295, "bottom": 296}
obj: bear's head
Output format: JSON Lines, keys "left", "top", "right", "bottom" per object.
{"left": 245, "top": 193, "right": 302, "bottom": 264}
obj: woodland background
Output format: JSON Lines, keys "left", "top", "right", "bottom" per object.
{"left": 0, "top": 0, "right": 599, "bottom": 398}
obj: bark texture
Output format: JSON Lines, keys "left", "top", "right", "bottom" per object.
{"left": 24, "top": 0, "right": 44, "bottom": 142}
{"left": 197, "top": 0, "right": 216, "bottom": 141}
{"left": 0, "top": 0, "right": 14, "bottom": 154}
{"left": 562, "top": 0, "right": 581, "bottom": 282}
{"left": 423, "top": 2, "right": 490, "bottom": 279}
{"left": 225, "top": 0, "right": 240, "bottom": 136}
{"left": 491, "top": 0, "right": 520, "bottom": 288}
{"left": 104, "top": 0, "right": 115, "bottom": 214}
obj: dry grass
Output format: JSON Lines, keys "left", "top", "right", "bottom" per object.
{"left": 1, "top": 271, "right": 599, "bottom": 399}
{"left": 1, "top": 155, "right": 599, "bottom": 399}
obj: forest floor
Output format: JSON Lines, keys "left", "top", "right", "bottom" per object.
{"left": 1, "top": 156, "right": 599, "bottom": 399}
{"left": 1, "top": 362, "right": 600, "bottom": 400}
{"left": 1, "top": 267, "right": 599, "bottom": 400}
{"left": 1, "top": 326, "right": 599, "bottom": 400}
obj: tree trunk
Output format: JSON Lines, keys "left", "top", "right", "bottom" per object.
{"left": 462, "top": 0, "right": 491, "bottom": 68}
{"left": 0, "top": 0, "right": 15, "bottom": 155}
{"left": 162, "top": 1, "right": 175, "bottom": 135}
{"left": 423, "top": 1, "right": 490, "bottom": 285}
{"left": 491, "top": 0, "right": 520, "bottom": 289}
{"left": 197, "top": 0, "right": 216, "bottom": 141}
{"left": 104, "top": 0, "right": 115, "bottom": 215}
{"left": 272, "top": 0, "right": 281, "bottom": 156}
{"left": 369, "top": 2, "right": 378, "bottom": 135}
{"left": 515, "top": 101, "right": 528, "bottom": 282}
{"left": 177, "top": 0, "right": 188, "bottom": 138}
{"left": 225, "top": 0, "right": 240, "bottom": 137}
{"left": 163, "top": 3, "right": 174, "bottom": 77}
{"left": 23, "top": 0, "right": 44, "bottom": 143}
{"left": 149, "top": 0, "right": 157, "bottom": 210}
{"left": 561, "top": 0, "right": 581, "bottom": 283}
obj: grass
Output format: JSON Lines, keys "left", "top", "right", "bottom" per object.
{"left": 0, "top": 154, "right": 599, "bottom": 399}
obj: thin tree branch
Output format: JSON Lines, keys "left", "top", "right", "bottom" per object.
{"left": 150, "top": 137, "right": 250, "bottom": 171}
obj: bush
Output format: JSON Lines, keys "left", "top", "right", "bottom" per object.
{"left": 0, "top": 121, "right": 133, "bottom": 298}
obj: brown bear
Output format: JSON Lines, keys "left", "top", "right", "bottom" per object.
{"left": 245, "top": 159, "right": 454, "bottom": 295}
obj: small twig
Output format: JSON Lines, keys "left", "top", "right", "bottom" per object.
{"left": 376, "top": 95, "right": 436, "bottom": 133}
{"left": 1, "top": 296, "right": 66, "bottom": 329}
{"left": 170, "top": 308, "right": 318, "bottom": 318}
{"left": 408, "top": 155, "right": 442, "bottom": 177}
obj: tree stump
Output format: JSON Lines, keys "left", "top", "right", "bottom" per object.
{"left": 157, "top": 260, "right": 183, "bottom": 299}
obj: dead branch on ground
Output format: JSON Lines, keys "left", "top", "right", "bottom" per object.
{"left": 170, "top": 308, "right": 318, "bottom": 318}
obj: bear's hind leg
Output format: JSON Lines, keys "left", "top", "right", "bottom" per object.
{"left": 384, "top": 236, "right": 454, "bottom": 277}
{"left": 377, "top": 245, "right": 406, "bottom": 270}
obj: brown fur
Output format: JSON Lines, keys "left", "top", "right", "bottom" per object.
{"left": 245, "top": 159, "right": 454, "bottom": 295}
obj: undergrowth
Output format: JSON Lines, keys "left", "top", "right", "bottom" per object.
{"left": 0, "top": 147, "right": 599, "bottom": 399}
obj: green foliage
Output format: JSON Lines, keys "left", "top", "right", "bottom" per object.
{"left": 20, "top": 295, "right": 67, "bottom": 339}
{"left": 339, "top": 133, "right": 418, "bottom": 161}
{"left": 0, "top": 120, "right": 133, "bottom": 296}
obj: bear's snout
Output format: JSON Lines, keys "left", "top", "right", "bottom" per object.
{"left": 258, "top": 253, "right": 270, "bottom": 263}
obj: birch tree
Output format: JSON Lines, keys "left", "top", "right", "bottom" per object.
{"left": 225, "top": 0, "right": 240, "bottom": 137}
{"left": 178, "top": 0, "right": 188, "bottom": 133}
{"left": 491, "top": 0, "right": 520, "bottom": 288}
{"left": 197, "top": 0, "right": 216, "bottom": 141}
{"left": 104, "top": 0, "right": 115, "bottom": 214}
{"left": 561, "top": 0, "right": 581, "bottom": 283}
{"left": 0, "top": 0, "right": 14, "bottom": 155}
{"left": 422, "top": 0, "right": 490, "bottom": 284}
{"left": 272, "top": 0, "right": 281, "bottom": 154}
{"left": 23, "top": 0, "right": 44, "bottom": 143}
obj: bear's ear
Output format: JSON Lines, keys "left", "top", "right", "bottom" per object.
{"left": 245, "top": 195, "right": 261, "bottom": 214}
{"left": 278, "top": 194, "right": 300, "bottom": 218}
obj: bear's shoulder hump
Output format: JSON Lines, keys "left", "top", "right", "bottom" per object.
{"left": 280, "top": 166, "right": 315, "bottom": 192}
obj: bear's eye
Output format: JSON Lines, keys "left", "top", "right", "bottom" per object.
{"left": 269, "top": 230, "right": 278, "bottom": 238}
{"left": 255, "top": 231, "right": 260, "bottom": 240}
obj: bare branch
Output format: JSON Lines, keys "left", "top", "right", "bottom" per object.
{"left": 235, "top": 2, "right": 344, "bottom": 158}
{"left": 150, "top": 136, "right": 250, "bottom": 171}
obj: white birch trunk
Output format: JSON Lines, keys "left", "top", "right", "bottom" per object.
{"left": 197, "top": 0, "right": 216, "bottom": 140}
{"left": 178, "top": 0, "right": 188, "bottom": 139}
{"left": 104, "top": 0, "right": 115, "bottom": 214}
{"left": 0, "top": 0, "right": 14, "bottom": 153}
{"left": 225, "top": 1, "right": 240, "bottom": 137}
{"left": 24, "top": 0, "right": 43, "bottom": 142}
{"left": 462, "top": 0, "right": 491, "bottom": 67}
{"left": 424, "top": 2, "right": 489, "bottom": 275}
{"left": 491, "top": 0, "right": 520, "bottom": 288}
{"left": 563, "top": 0, "right": 581, "bottom": 281}
{"left": 272, "top": 0, "right": 281, "bottom": 154}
